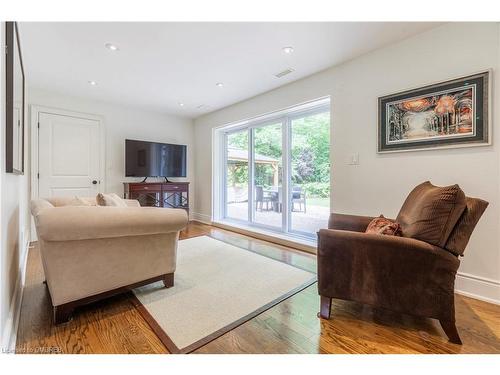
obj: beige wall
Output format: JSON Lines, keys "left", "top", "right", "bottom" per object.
{"left": 193, "top": 23, "right": 500, "bottom": 303}
{"left": 28, "top": 88, "right": 195, "bottom": 210}
{"left": 0, "top": 22, "right": 31, "bottom": 350}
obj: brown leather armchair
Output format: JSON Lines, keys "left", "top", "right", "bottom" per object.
{"left": 317, "top": 182, "right": 488, "bottom": 344}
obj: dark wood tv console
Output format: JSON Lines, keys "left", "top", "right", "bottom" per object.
{"left": 123, "top": 182, "right": 189, "bottom": 212}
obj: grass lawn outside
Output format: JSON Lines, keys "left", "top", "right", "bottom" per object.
{"left": 307, "top": 197, "right": 330, "bottom": 208}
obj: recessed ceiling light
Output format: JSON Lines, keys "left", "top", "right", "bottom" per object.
{"left": 282, "top": 46, "right": 294, "bottom": 54}
{"left": 216, "top": 82, "right": 224, "bottom": 87}
{"left": 178, "top": 102, "right": 184, "bottom": 107}
{"left": 105, "top": 43, "right": 119, "bottom": 51}
{"left": 88, "top": 80, "right": 97, "bottom": 86}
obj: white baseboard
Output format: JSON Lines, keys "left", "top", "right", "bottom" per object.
{"left": 212, "top": 220, "right": 317, "bottom": 254}
{"left": 1, "top": 240, "right": 30, "bottom": 354}
{"left": 455, "top": 272, "right": 500, "bottom": 305}
{"left": 190, "top": 212, "right": 212, "bottom": 225}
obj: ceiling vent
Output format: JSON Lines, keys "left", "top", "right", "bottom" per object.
{"left": 274, "top": 68, "right": 295, "bottom": 78}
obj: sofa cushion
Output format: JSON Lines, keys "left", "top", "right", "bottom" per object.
{"left": 445, "top": 197, "right": 489, "bottom": 256}
{"left": 47, "top": 196, "right": 97, "bottom": 206}
{"left": 97, "top": 193, "right": 128, "bottom": 207}
{"left": 396, "top": 181, "right": 466, "bottom": 247}
{"left": 66, "top": 196, "right": 93, "bottom": 207}
{"left": 365, "top": 215, "right": 402, "bottom": 236}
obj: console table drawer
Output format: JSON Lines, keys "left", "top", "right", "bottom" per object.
{"left": 129, "top": 184, "right": 162, "bottom": 192}
{"left": 163, "top": 185, "right": 188, "bottom": 192}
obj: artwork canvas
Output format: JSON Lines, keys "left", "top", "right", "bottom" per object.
{"left": 378, "top": 71, "right": 489, "bottom": 152}
{"left": 5, "top": 21, "right": 25, "bottom": 174}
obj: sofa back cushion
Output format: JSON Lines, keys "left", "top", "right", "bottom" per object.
{"left": 445, "top": 197, "right": 489, "bottom": 256}
{"left": 47, "top": 196, "right": 97, "bottom": 207}
{"left": 396, "top": 181, "right": 466, "bottom": 247}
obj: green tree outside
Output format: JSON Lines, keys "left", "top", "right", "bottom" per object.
{"left": 227, "top": 112, "right": 330, "bottom": 199}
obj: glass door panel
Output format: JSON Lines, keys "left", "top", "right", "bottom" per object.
{"left": 225, "top": 130, "right": 249, "bottom": 221}
{"left": 289, "top": 111, "right": 330, "bottom": 236}
{"left": 252, "top": 122, "right": 283, "bottom": 229}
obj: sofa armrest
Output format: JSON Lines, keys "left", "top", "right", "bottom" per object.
{"left": 328, "top": 213, "right": 377, "bottom": 232}
{"left": 36, "top": 206, "right": 188, "bottom": 241}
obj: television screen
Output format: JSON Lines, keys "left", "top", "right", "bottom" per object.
{"left": 125, "top": 139, "right": 187, "bottom": 177}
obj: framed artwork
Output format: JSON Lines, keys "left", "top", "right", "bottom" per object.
{"left": 5, "top": 21, "right": 25, "bottom": 174}
{"left": 378, "top": 71, "right": 490, "bottom": 153}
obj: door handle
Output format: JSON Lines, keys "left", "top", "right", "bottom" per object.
{"left": 92, "top": 180, "right": 98, "bottom": 185}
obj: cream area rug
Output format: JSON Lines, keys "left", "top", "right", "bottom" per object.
{"left": 132, "top": 235, "right": 316, "bottom": 353}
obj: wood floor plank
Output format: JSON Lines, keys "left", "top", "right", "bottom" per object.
{"left": 15, "top": 221, "right": 500, "bottom": 354}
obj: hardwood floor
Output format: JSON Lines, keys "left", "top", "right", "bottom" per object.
{"left": 16, "top": 222, "right": 500, "bottom": 354}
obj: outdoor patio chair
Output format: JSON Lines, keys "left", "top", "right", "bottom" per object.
{"left": 255, "top": 186, "right": 273, "bottom": 211}
{"left": 292, "top": 186, "right": 306, "bottom": 213}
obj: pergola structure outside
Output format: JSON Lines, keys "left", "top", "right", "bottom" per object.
{"left": 227, "top": 147, "right": 279, "bottom": 186}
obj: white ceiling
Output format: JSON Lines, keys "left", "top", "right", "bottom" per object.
{"left": 20, "top": 22, "right": 442, "bottom": 118}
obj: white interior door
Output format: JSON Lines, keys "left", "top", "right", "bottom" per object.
{"left": 38, "top": 112, "right": 102, "bottom": 198}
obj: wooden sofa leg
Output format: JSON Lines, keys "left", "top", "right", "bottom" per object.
{"left": 53, "top": 305, "right": 74, "bottom": 325}
{"left": 163, "top": 273, "right": 174, "bottom": 288}
{"left": 318, "top": 296, "right": 332, "bottom": 319}
{"left": 439, "top": 320, "right": 462, "bottom": 344}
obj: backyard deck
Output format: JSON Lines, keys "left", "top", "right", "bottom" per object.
{"left": 226, "top": 201, "right": 329, "bottom": 235}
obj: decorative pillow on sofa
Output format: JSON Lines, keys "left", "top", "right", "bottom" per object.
{"left": 365, "top": 215, "right": 402, "bottom": 236}
{"left": 96, "top": 193, "right": 128, "bottom": 207}
{"left": 396, "top": 181, "right": 466, "bottom": 247}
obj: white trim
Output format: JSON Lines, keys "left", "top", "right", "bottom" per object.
{"left": 1, "top": 241, "right": 30, "bottom": 354}
{"left": 213, "top": 98, "right": 331, "bottom": 240}
{"left": 214, "top": 96, "right": 330, "bottom": 133}
{"left": 29, "top": 105, "right": 106, "bottom": 237}
{"left": 455, "top": 272, "right": 500, "bottom": 305}
{"left": 190, "top": 212, "right": 212, "bottom": 225}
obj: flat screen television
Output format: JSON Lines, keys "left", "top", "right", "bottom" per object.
{"left": 125, "top": 139, "right": 187, "bottom": 178}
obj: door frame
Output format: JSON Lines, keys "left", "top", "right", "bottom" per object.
{"left": 215, "top": 99, "right": 330, "bottom": 241}
{"left": 30, "top": 105, "right": 106, "bottom": 202}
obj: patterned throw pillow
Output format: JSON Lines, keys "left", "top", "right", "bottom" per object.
{"left": 365, "top": 215, "right": 402, "bottom": 236}
{"left": 96, "top": 193, "right": 128, "bottom": 207}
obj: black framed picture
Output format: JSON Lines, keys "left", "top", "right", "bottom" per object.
{"left": 5, "top": 21, "right": 25, "bottom": 174}
{"left": 378, "top": 71, "right": 490, "bottom": 153}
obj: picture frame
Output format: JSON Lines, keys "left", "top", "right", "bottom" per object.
{"left": 378, "top": 71, "right": 490, "bottom": 153}
{"left": 5, "top": 21, "right": 25, "bottom": 174}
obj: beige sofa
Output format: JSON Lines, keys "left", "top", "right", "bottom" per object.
{"left": 31, "top": 197, "right": 188, "bottom": 324}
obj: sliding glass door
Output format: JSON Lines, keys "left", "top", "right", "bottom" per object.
{"left": 225, "top": 129, "right": 249, "bottom": 221}
{"left": 289, "top": 111, "right": 330, "bottom": 235}
{"left": 221, "top": 101, "right": 330, "bottom": 240}
{"left": 252, "top": 121, "right": 283, "bottom": 229}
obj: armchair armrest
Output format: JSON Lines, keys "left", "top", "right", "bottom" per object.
{"left": 318, "top": 228, "right": 458, "bottom": 262}
{"left": 36, "top": 206, "right": 188, "bottom": 241}
{"left": 328, "top": 213, "right": 377, "bottom": 232}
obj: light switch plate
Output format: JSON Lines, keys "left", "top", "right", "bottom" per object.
{"left": 349, "top": 153, "right": 359, "bottom": 165}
